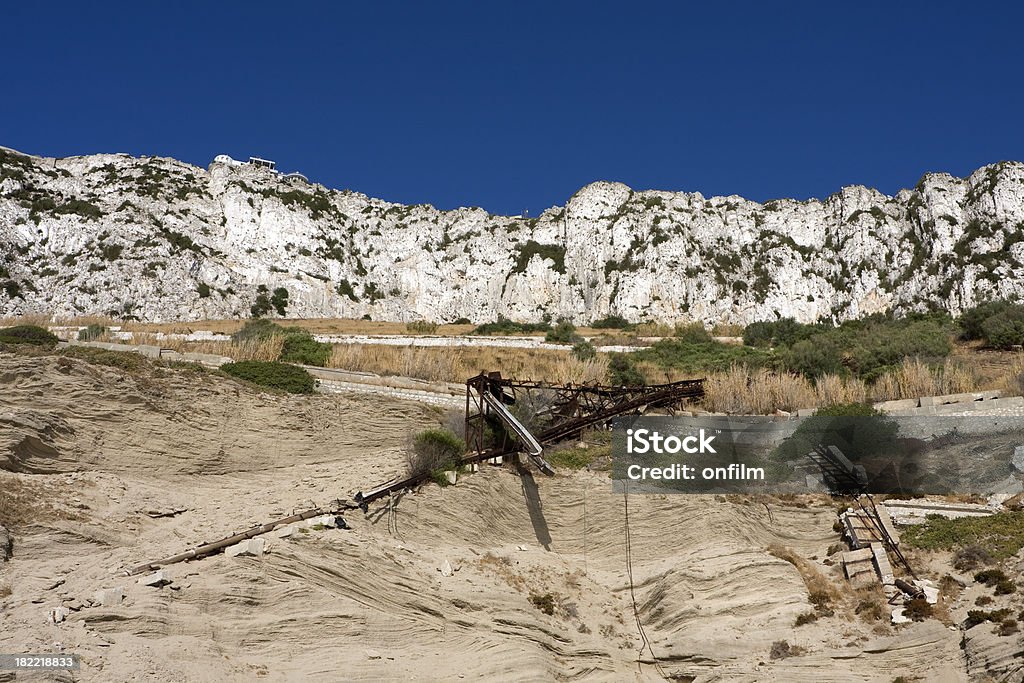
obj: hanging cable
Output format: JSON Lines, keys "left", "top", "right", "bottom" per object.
{"left": 623, "top": 479, "right": 665, "bottom": 677}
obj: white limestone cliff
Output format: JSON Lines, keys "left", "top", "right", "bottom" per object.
{"left": 1, "top": 146, "right": 1022, "bottom": 324}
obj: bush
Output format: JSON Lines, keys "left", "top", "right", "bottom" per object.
{"left": 406, "top": 320, "right": 439, "bottom": 334}
{"left": 959, "top": 300, "right": 1019, "bottom": 340}
{"left": 903, "top": 598, "right": 932, "bottom": 621}
{"left": 590, "top": 315, "right": 633, "bottom": 330}
{"left": 673, "top": 322, "right": 712, "bottom": 344}
{"left": 279, "top": 329, "right": 331, "bottom": 366}
{"left": 964, "top": 608, "right": 1012, "bottom": 629}
{"left": 545, "top": 320, "right": 582, "bottom": 345}
{"left": 953, "top": 545, "right": 993, "bottom": 571}
{"left": 406, "top": 428, "right": 465, "bottom": 483}
{"left": 571, "top": 340, "right": 596, "bottom": 361}
{"left": 221, "top": 360, "right": 315, "bottom": 394}
{"left": 528, "top": 592, "right": 556, "bottom": 615}
{"left": 634, "top": 337, "right": 772, "bottom": 374}
{"left": 902, "top": 511, "right": 1024, "bottom": 560}
{"left": 607, "top": 353, "right": 645, "bottom": 386}
{"left": 196, "top": 282, "right": 211, "bottom": 298}
{"left": 232, "top": 318, "right": 284, "bottom": 342}
{"left": 76, "top": 324, "right": 106, "bottom": 341}
{"left": 0, "top": 325, "right": 58, "bottom": 347}
{"left": 472, "top": 316, "right": 551, "bottom": 335}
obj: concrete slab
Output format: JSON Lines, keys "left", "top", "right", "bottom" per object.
{"left": 225, "top": 538, "right": 265, "bottom": 558}
{"left": 93, "top": 586, "right": 124, "bottom": 607}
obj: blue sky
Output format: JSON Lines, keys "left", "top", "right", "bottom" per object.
{"left": 4, "top": 1, "right": 1022, "bottom": 215}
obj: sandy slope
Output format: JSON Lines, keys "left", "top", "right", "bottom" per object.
{"left": 0, "top": 352, "right": 992, "bottom": 681}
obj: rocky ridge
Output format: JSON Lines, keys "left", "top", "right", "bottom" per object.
{"left": 1, "top": 146, "right": 1023, "bottom": 324}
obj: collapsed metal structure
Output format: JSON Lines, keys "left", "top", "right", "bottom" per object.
{"left": 128, "top": 372, "right": 704, "bottom": 575}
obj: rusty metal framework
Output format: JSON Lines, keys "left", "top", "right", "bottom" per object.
{"left": 465, "top": 371, "right": 704, "bottom": 463}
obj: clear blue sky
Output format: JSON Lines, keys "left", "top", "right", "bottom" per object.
{"left": 5, "top": 1, "right": 1022, "bottom": 215}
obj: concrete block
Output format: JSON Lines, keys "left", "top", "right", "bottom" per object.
{"left": 272, "top": 525, "right": 296, "bottom": 538}
{"left": 468, "top": 463, "right": 479, "bottom": 473}
{"left": 796, "top": 408, "right": 815, "bottom": 417}
{"left": 225, "top": 538, "right": 265, "bottom": 558}
{"left": 919, "top": 396, "right": 936, "bottom": 407}
{"left": 137, "top": 570, "right": 171, "bottom": 587}
{"left": 444, "top": 470, "right": 458, "bottom": 485}
{"left": 93, "top": 586, "right": 124, "bottom": 607}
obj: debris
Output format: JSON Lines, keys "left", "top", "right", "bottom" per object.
{"left": 891, "top": 607, "right": 910, "bottom": 624}
{"left": 305, "top": 514, "right": 342, "bottom": 529}
{"left": 366, "top": 649, "right": 382, "bottom": 660}
{"left": 439, "top": 559, "right": 454, "bottom": 577}
{"left": 48, "top": 606, "right": 70, "bottom": 623}
{"left": 146, "top": 507, "right": 188, "bottom": 518}
{"left": 225, "top": 538, "right": 265, "bottom": 558}
{"left": 517, "top": 545, "right": 528, "bottom": 551}
{"left": 444, "top": 470, "right": 458, "bottom": 485}
{"left": 913, "top": 579, "right": 939, "bottom": 605}
{"left": 272, "top": 525, "right": 296, "bottom": 538}
{"left": 842, "top": 548, "right": 876, "bottom": 587}
{"left": 93, "top": 587, "right": 124, "bottom": 607}
{"left": 137, "top": 570, "right": 171, "bottom": 588}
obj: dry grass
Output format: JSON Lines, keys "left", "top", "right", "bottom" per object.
{"left": 703, "top": 366, "right": 815, "bottom": 414}
{"left": 767, "top": 543, "right": 841, "bottom": 609}
{"left": 0, "top": 313, "right": 54, "bottom": 327}
{"left": 328, "top": 343, "right": 608, "bottom": 384}
{"left": 127, "top": 333, "right": 285, "bottom": 362}
{"left": 0, "top": 475, "right": 84, "bottom": 528}
{"left": 869, "top": 357, "right": 978, "bottom": 402}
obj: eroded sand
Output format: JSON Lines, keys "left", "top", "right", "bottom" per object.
{"left": 0, "top": 352, "right": 1015, "bottom": 681}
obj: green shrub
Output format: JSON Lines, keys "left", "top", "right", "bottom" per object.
{"left": 545, "top": 320, "right": 582, "bottom": 345}
{"left": 673, "top": 322, "right": 712, "bottom": 343}
{"left": 513, "top": 241, "right": 566, "bottom": 274}
{"left": 406, "top": 320, "right": 439, "bottom": 334}
{"left": 964, "top": 608, "right": 1013, "bottom": 629}
{"left": 903, "top": 511, "right": 1024, "bottom": 560}
{"left": 959, "top": 300, "right": 1018, "bottom": 340}
{"left": 590, "top": 315, "right": 633, "bottom": 330}
{"left": 571, "top": 340, "right": 596, "bottom": 361}
{"left": 221, "top": 360, "right": 315, "bottom": 394}
{"left": 76, "top": 324, "right": 106, "bottom": 341}
{"left": 271, "top": 287, "right": 289, "bottom": 316}
{"left": 406, "top": 428, "right": 465, "bottom": 482}
{"left": 0, "top": 325, "right": 58, "bottom": 347}
{"left": 472, "top": 316, "right": 551, "bottom": 335}
{"left": 608, "top": 353, "right": 645, "bottom": 386}
{"left": 196, "top": 282, "right": 211, "bottom": 298}
{"left": 60, "top": 345, "right": 147, "bottom": 371}
{"left": 279, "top": 329, "right": 331, "bottom": 366}
{"left": 634, "top": 337, "right": 772, "bottom": 374}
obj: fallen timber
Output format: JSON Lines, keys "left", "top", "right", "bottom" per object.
{"left": 126, "top": 372, "right": 704, "bottom": 575}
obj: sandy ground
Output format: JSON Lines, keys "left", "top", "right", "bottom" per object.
{"left": 0, "top": 351, "right": 1021, "bottom": 682}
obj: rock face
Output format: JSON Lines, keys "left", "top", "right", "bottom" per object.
{"left": 2, "top": 145, "right": 1024, "bottom": 324}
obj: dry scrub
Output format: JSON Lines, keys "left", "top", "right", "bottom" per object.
{"left": 328, "top": 343, "right": 608, "bottom": 384}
